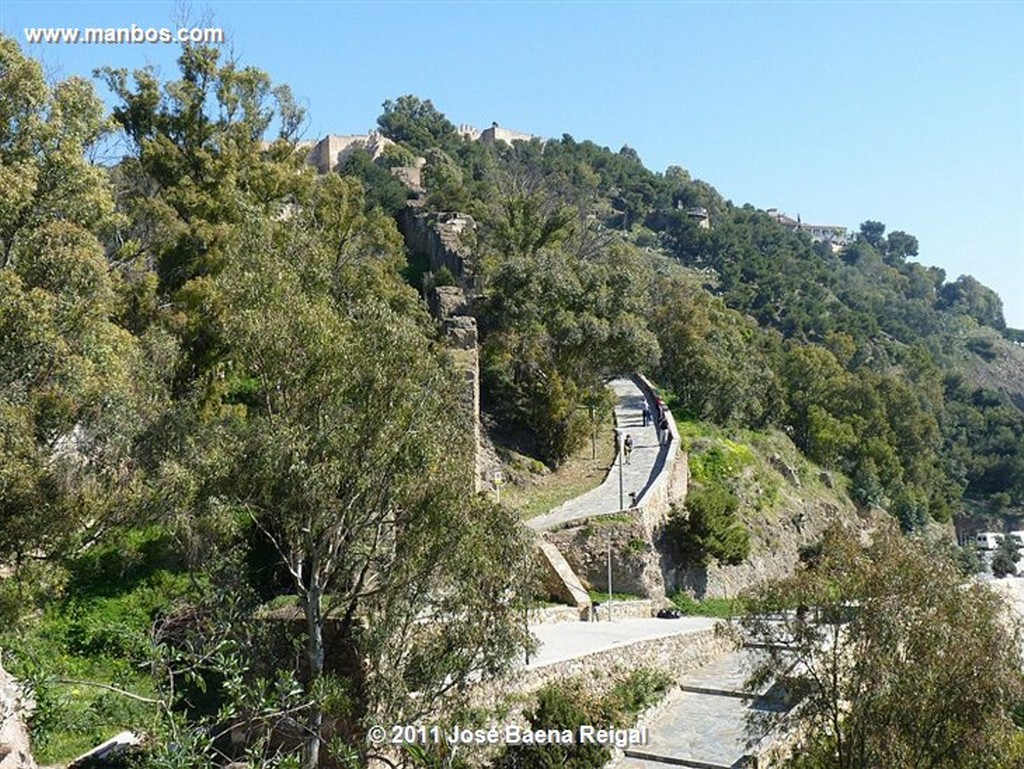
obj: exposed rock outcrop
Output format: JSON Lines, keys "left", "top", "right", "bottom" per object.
{"left": 547, "top": 517, "right": 667, "bottom": 601}
{"left": 0, "top": 659, "right": 36, "bottom": 769}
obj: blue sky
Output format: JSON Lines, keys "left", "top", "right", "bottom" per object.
{"left": 3, "top": 1, "right": 1022, "bottom": 327}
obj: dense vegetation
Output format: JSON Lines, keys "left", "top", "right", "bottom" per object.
{"left": 744, "top": 525, "right": 1024, "bottom": 768}
{"left": 0, "top": 38, "right": 531, "bottom": 768}
{"left": 362, "top": 96, "right": 1024, "bottom": 524}
{"left": 2, "top": 33, "right": 1024, "bottom": 767}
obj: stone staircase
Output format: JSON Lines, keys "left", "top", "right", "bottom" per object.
{"left": 614, "top": 648, "right": 792, "bottom": 769}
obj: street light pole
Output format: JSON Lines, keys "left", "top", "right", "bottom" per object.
{"left": 491, "top": 470, "right": 504, "bottom": 504}
{"left": 607, "top": 535, "right": 613, "bottom": 622}
{"left": 590, "top": 403, "right": 596, "bottom": 460}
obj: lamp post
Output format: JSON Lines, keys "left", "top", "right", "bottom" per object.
{"left": 524, "top": 588, "right": 530, "bottom": 664}
{"left": 607, "top": 535, "right": 613, "bottom": 622}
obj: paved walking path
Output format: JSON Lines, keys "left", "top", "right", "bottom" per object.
{"left": 528, "top": 377, "right": 666, "bottom": 532}
{"left": 522, "top": 616, "right": 717, "bottom": 670}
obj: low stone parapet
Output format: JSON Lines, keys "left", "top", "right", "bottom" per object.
{"left": 528, "top": 605, "right": 588, "bottom": 625}
{"left": 473, "top": 624, "right": 738, "bottom": 718}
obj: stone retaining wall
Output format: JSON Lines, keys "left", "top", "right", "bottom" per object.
{"left": 547, "top": 521, "right": 666, "bottom": 600}
{"left": 528, "top": 605, "right": 588, "bottom": 625}
{"left": 473, "top": 625, "right": 737, "bottom": 718}
{"left": 632, "top": 373, "right": 687, "bottom": 532}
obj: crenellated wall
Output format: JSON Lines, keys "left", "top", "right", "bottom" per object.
{"left": 306, "top": 132, "right": 394, "bottom": 174}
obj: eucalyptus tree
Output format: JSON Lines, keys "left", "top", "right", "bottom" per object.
{"left": 98, "top": 43, "right": 533, "bottom": 767}
{"left": 0, "top": 35, "right": 161, "bottom": 569}
{"left": 172, "top": 214, "right": 533, "bottom": 767}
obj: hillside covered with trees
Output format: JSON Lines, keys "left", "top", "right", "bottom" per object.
{"left": 2, "top": 35, "right": 1023, "bottom": 768}
{"left": 364, "top": 95, "right": 1024, "bottom": 526}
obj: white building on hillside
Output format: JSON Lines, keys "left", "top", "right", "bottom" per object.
{"left": 766, "top": 208, "right": 847, "bottom": 250}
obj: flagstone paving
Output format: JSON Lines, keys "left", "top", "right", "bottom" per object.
{"left": 529, "top": 376, "right": 667, "bottom": 532}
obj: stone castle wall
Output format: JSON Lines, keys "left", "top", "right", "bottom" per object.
{"left": 307, "top": 132, "right": 394, "bottom": 174}
{"left": 480, "top": 124, "right": 537, "bottom": 145}
{"left": 395, "top": 207, "right": 483, "bottom": 491}
{"left": 397, "top": 208, "right": 476, "bottom": 284}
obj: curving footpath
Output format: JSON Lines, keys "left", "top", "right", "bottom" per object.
{"left": 528, "top": 376, "right": 668, "bottom": 532}
{"left": 521, "top": 377, "right": 784, "bottom": 768}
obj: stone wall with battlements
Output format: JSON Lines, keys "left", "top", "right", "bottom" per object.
{"left": 480, "top": 122, "right": 538, "bottom": 145}
{"left": 306, "top": 131, "right": 394, "bottom": 174}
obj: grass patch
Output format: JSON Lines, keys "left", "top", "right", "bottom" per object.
{"left": 670, "top": 592, "right": 746, "bottom": 618}
{"left": 0, "top": 527, "right": 199, "bottom": 765}
{"left": 583, "top": 513, "right": 633, "bottom": 527}
{"left": 502, "top": 409, "right": 617, "bottom": 519}
{"left": 689, "top": 438, "right": 755, "bottom": 485}
{"left": 588, "top": 590, "right": 646, "bottom": 603}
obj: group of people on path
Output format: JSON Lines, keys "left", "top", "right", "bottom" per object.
{"left": 623, "top": 394, "right": 671, "bottom": 466}
{"left": 640, "top": 396, "right": 671, "bottom": 445}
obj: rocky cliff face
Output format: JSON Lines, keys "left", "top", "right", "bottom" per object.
{"left": 547, "top": 517, "right": 667, "bottom": 600}
{"left": 0, "top": 660, "right": 36, "bottom": 769}
{"left": 665, "top": 431, "right": 860, "bottom": 600}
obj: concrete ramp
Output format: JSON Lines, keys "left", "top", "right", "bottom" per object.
{"left": 537, "top": 541, "right": 592, "bottom": 609}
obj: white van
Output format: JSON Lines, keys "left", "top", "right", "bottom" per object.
{"left": 976, "top": 532, "right": 1004, "bottom": 551}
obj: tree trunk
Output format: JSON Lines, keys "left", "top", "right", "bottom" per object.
{"left": 304, "top": 564, "right": 325, "bottom": 769}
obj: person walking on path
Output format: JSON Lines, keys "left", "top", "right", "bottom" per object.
{"left": 658, "top": 416, "right": 670, "bottom": 445}
{"left": 641, "top": 402, "right": 651, "bottom": 427}
{"left": 624, "top": 434, "right": 634, "bottom": 464}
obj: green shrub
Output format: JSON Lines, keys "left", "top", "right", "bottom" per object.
{"left": 494, "top": 669, "right": 669, "bottom": 769}
{"left": 493, "top": 682, "right": 608, "bottom": 768}
{"left": 627, "top": 537, "right": 647, "bottom": 553}
{"left": 689, "top": 439, "right": 754, "bottom": 484}
{"left": 670, "top": 593, "right": 746, "bottom": 618}
{"left": 993, "top": 536, "right": 1019, "bottom": 578}
{"left": 602, "top": 669, "right": 671, "bottom": 721}
{"left": 666, "top": 485, "right": 750, "bottom": 566}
